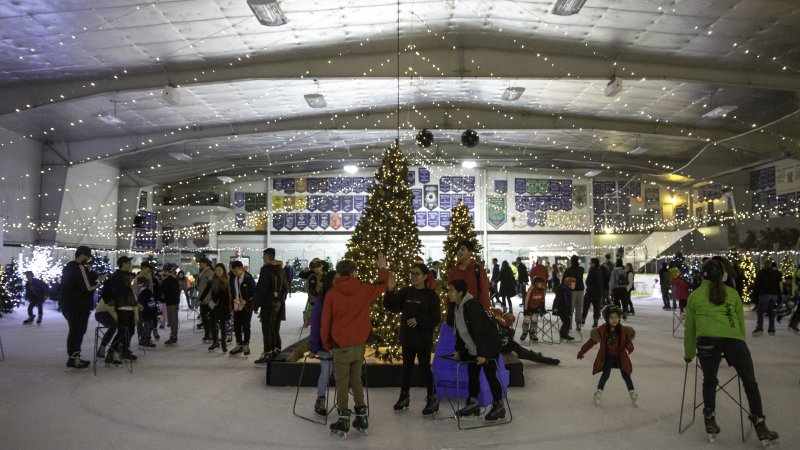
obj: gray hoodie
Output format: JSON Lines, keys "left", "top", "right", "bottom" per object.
{"left": 454, "top": 293, "right": 479, "bottom": 357}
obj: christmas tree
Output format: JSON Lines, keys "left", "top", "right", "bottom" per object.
{"left": 1, "top": 262, "right": 25, "bottom": 313}
{"left": 290, "top": 257, "right": 305, "bottom": 294}
{"left": 778, "top": 253, "right": 795, "bottom": 280}
{"left": 740, "top": 254, "right": 757, "bottom": 303}
{"left": 344, "top": 142, "right": 422, "bottom": 362}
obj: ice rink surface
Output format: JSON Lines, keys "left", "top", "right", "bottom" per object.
{"left": 1, "top": 293, "right": 797, "bottom": 449}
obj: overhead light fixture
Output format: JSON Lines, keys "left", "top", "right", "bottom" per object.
{"left": 416, "top": 129, "right": 434, "bottom": 148}
{"left": 169, "top": 152, "right": 193, "bottom": 161}
{"left": 304, "top": 79, "right": 327, "bottom": 108}
{"left": 702, "top": 105, "right": 738, "bottom": 119}
{"left": 96, "top": 111, "right": 125, "bottom": 127}
{"left": 247, "top": 0, "right": 287, "bottom": 26}
{"left": 217, "top": 176, "right": 235, "bottom": 183}
{"left": 629, "top": 146, "right": 648, "bottom": 155}
{"left": 551, "top": 0, "right": 587, "bottom": 16}
{"left": 462, "top": 160, "right": 478, "bottom": 169}
{"left": 585, "top": 169, "right": 602, "bottom": 177}
{"left": 501, "top": 86, "right": 525, "bottom": 101}
{"left": 461, "top": 129, "right": 479, "bottom": 148}
{"left": 604, "top": 77, "right": 623, "bottom": 97}
{"left": 343, "top": 165, "right": 359, "bottom": 174}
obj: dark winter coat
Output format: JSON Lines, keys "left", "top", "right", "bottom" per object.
{"left": 253, "top": 262, "right": 288, "bottom": 314}
{"left": 552, "top": 283, "right": 573, "bottom": 318}
{"left": 25, "top": 278, "right": 48, "bottom": 304}
{"left": 102, "top": 269, "right": 130, "bottom": 306}
{"left": 383, "top": 286, "right": 441, "bottom": 348}
{"left": 517, "top": 263, "right": 529, "bottom": 284}
{"left": 161, "top": 275, "right": 181, "bottom": 306}
{"left": 499, "top": 265, "right": 517, "bottom": 297}
{"left": 231, "top": 271, "right": 257, "bottom": 312}
{"left": 60, "top": 261, "right": 99, "bottom": 312}
{"left": 579, "top": 324, "right": 636, "bottom": 375}
{"left": 753, "top": 268, "right": 782, "bottom": 297}
{"left": 584, "top": 266, "right": 603, "bottom": 302}
{"left": 210, "top": 279, "right": 231, "bottom": 321}
{"left": 454, "top": 296, "right": 502, "bottom": 358}
{"left": 562, "top": 264, "right": 585, "bottom": 291}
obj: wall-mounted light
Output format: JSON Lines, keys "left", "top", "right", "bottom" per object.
{"left": 343, "top": 165, "right": 359, "bottom": 174}
{"left": 461, "top": 160, "right": 477, "bottom": 169}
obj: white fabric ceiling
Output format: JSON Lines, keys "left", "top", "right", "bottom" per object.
{"left": 0, "top": 0, "right": 798, "bottom": 186}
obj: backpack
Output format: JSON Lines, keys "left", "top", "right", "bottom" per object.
{"left": 616, "top": 270, "right": 628, "bottom": 287}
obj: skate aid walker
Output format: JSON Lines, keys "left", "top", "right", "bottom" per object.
{"left": 679, "top": 356, "right": 751, "bottom": 444}
{"left": 292, "top": 352, "right": 336, "bottom": 425}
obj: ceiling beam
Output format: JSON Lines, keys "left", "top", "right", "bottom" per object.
{"left": 3, "top": 44, "right": 798, "bottom": 117}
{"left": 50, "top": 105, "right": 793, "bottom": 165}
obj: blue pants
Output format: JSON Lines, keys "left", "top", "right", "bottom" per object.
{"left": 597, "top": 354, "right": 634, "bottom": 391}
{"left": 316, "top": 350, "right": 334, "bottom": 398}
{"left": 756, "top": 294, "right": 778, "bottom": 330}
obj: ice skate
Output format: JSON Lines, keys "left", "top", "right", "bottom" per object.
{"left": 484, "top": 400, "right": 506, "bottom": 421}
{"left": 352, "top": 405, "right": 368, "bottom": 435}
{"left": 752, "top": 328, "right": 763, "bottom": 336}
{"left": 243, "top": 344, "right": 251, "bottom": 355}
{"left": 104, "top": 351, "right": 123, "bottom": 368}
{"left": 593, "top": 389, "right": 602, "bottom": 406}
{"left": 629, "top": 390, "right": 638, "bottom": 407}
{"left": 703, "top": 409, "right": 720, "bottom": 442}
{"left": 66, "top": 352, "right": 89, "bottom": 370}
{"left": 229, "top": 344, "right": 244, "bottom": 355}
{"left": 519, "top": 330, "right": 528, "bottom": 341}
{"left": 750, "top": 415, "right": 779, "bottom": 448}
{"left": 422, "top": 394, "right": 439, "bottom": 416}
{"left": 457, "top": 397, "right": 480, "bottom": 417}
{"left": 208, "top": 342, "right": 220, "bottom": 352}
{"left": 164, "top": 337, "right": 177, "bottom": 345}
{"left": 393, "top": 390, "right": 409, "bottom": 412}
{"left": 23, "top": 317, "right": 34, "bottom": 325}
{"left": 314, "top": 396, "right": 327, "bottom": 416}
{"left": 329, "top": 409, "right": 350, "bottom": 439}
{"left": 36, "top": 315, "right": 42, "bottom": 325}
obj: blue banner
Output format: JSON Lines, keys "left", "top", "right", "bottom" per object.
{"left": 515, "top": 178, "right": 526, "bottom": 194}
{"left": 407, "top": 170, "right": 416, "bottom": 186}
{"left": 352, "top": 177, "right": 365, "bottom": 193}
{"left": 411, "top": 189, "right": 423, "bottom": 210}
{"left": 451, "top": 176, "right": 464, "bottom": 192}
{"left": 319, "top": 213, "right": 330, "bottom": 229}
{"left": 342, "top": 213, "right": 353, "bottom": 229}
{"left": 463, "top": 194, "right": 475, "bottom": 209}
{"left": 342, "top": 195, "right": 353, "bottom": 212}
{"left": 419, "top": 167, "right": 430, "bottom": 184}
{"left": 318, "top": 196, "right": 330, "bottom": 212}
{"left": 439, "top": 194, "right": 451, "bottom": 210}
{"left": 494, "top": 180, "right": 507, "bottom": 194}
{"left": 285, "top": 214, "right": 296, "bottom": 230}
{"left": 328, "top": 177, "right": 341, "bottom": 193}
{"left": 283, "top": 178, "right": 295, "bottom": 195}
{"left": 296, "top": 213, "right": 308, "bottom": 230}
{"left": 235, "top": 213, "right": 245, "bottom": 229}
{"left": 273, "top": 179, "right": 284, "bottom": 191}
{"left": 308, "top": 213, "right": 319, "bottom": 230}
{"left": 354, "top": 196, "right": 365, "bottom": 211}
{"left": 330, "top": 195, "right": 341, "bottom": 212}
{"left": 415, "top": 212, "right": 428, "bottom": 227}
{"left": 340, "top": 177, "right": 352, "bottom": 193}
{"left": 440, "top": 211, "right": 451, "bottom": 227}
{"left": 440, "top": 176, "right": 451, "bottom": 193}
{"left": 308, "top": 178, "right": 319, "bottom": 193}
{"left": 464, "top": 176, "right": 475, "bottom": 193}
{"left": 272, "top": 213, "right": 285, "bottom": 230}
{"left": 451, "top": 193, "right": 463, "bottom": 207}
{"left": 428, "top": 211, "right": 440, "bottom": 227}
{"left": 234, "top": 192, "right": 245, "bottom": 207}
{"left": 515, "top": 195, "right": 526, "bottom": 212}
{"left": 318, "top": 179, "right": 329, "bottom": 193}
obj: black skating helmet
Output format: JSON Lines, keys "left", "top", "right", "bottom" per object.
{"left": 701, "top": 259, "right": 724, "bottom": 282}
{"left": 602, "top": 304, "right": 622, "bottom": 322}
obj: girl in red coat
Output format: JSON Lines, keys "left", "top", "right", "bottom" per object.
{"left": 577, "top": 305, "right": 637, "bottom": 406}
{"left": 671, "top": 274, "right": 691, "bottom": 313}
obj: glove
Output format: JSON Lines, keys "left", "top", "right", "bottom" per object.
{"left": 577, "top": 352, "right": 584, "bottom": 360}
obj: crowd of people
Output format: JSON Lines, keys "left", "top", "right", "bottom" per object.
{"left": 14, "top": 243, "right": 794, "bottom": 445}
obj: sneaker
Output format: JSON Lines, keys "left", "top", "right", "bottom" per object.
{"left": 752, "top": 328, "right": 763, "bottom": 336}
{"left": 629, "top": 390, "right": 638, "bottom": 407}
{"left": 593, "top": 389, "right": 603, "bottom": 406}
{"left": 243, "top": 344, "right": 251, "bottom": 355}
{"left": 229, "top": 344, "right": 244, "bottom": 355}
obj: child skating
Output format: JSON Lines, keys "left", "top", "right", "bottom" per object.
{"left": 577, "top": 305, "right": 637, "bottom": 406}
{"left": 520, "top": 276, "right": 546, "bottom": 342}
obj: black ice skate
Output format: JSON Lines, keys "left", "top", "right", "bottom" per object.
{"left": 422, "top": 394, "right": 439, "bottom": 416}
{"left": 393, "top": 390, "right": 410, "bottom": 412}
{"left": 484, "top": 400, "right": 506, "bottom": 421}
{"left": 703, "top": 409, "right": 720, "bottom": 442}
{"left": 23, "top": 317, "right": 34, "bottom": 325}
{"left": 457, "top": 397, "right": 480, "bottom": 417}
{"left": 330, "top": 409, "right": 350, "bottom": 439}
{"left": 352, "top": 405, "right": 368, "bottom": 435}
{"left": 750, "top": 415, "right": 779, "bottom": 448}
{"left": 66, "top": 352, "right": 90, "bottom": 370}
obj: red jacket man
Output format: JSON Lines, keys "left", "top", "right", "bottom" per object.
{"left": 529, "top": 260, "right": 548, "bottom": 286}
{"left": 322, "top": 263, "right": 390, "bottom": 351}
{"left": 447, "top": 239, "right": 490, "bottom": 310}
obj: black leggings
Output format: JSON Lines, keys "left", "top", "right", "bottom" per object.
{"left": 467, "top": 358, "right": 503, "bottom": 403}
{"left": 582, "top": 295, "right": 601, "bottom": 325}
{"left": 62, "top": 309, "right": 90, "bottom": 356}
{"left": 401, "top": 341, "right": 434, "bottom": 394}
{"left": 696, "top": 336, "right": 763, "bottom": 417}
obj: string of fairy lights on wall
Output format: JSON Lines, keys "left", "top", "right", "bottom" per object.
{"left": 1, "top": 1, "right": 799, "bottom": 242}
